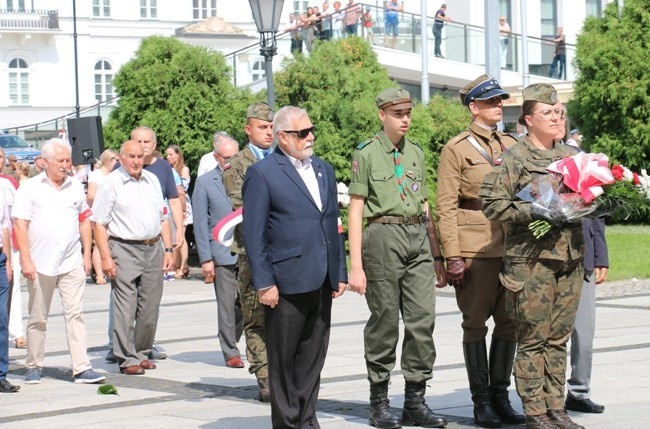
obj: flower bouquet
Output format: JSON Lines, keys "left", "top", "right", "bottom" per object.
{"left": 593, "top": 164, "right": 650, "bottom": 221}
{"left": 516, "top": 152, "right": 616, "bottom": 238}
{"left": 337, "top": 182, "right": 350, "bottom": 208}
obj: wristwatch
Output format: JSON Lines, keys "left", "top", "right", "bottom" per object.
{"left": 164, "top": 248, "right": 173, "bottom": 253}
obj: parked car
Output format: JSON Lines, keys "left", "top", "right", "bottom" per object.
{"left": 0, "top": 134, "right": 41, "bottom": 165}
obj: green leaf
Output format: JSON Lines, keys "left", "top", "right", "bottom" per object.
{"left": 97, "top": 384, "right": 118, "bottom": 395}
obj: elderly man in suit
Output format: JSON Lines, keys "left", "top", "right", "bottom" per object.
{"left": 242, "top": 106, "right": 348, "bottom": 428}
{"left": 192, "top": 132, "right": 244, "bottom": 368}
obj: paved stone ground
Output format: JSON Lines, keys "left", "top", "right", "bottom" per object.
{"left": 1, "top": 273, "right": 649, "bottom": 428}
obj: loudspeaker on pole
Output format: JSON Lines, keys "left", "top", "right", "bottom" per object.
{"left": 67, "top": 116, "right": 105, "bottom": 166}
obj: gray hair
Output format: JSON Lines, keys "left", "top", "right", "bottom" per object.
{"left": 131, "top": 126, "right": 157, "bottom": 142}
{"left": 41, "top": 138, "right": 71, "bottom": 161}
{"left": 212, "top": 131, "right": 237, "bottom": 152}
{"left": 272, "top": 106, "right": 309, "bottom": 146}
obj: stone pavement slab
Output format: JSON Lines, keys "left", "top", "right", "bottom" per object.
{"left": 2, "top": 273, "right": 650, "bottom": 428}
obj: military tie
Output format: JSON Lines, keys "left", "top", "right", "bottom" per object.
{"left": 394, "top": 148, "right": 406, "bottom": 200}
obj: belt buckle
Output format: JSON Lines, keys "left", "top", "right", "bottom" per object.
{"left": 401, "top": 216, "right": 411, "bottom": 225}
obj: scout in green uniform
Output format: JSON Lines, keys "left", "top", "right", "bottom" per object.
{"left": 222, "top": 102, "right": 274, "bottom": 403}
{"left": 348, "top": 88, "right": 447, "bottom": 429}
{"left": 436, "top": 75, "right": 524, "bottom": 428}
{"left": 479, "top": 84, "right": 585, "bottom": 429}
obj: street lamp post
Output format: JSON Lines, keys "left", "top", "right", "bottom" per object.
{"left": 248, "top": 0, "right": 285, "bottom": 109}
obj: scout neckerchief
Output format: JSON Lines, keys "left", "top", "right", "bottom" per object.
{"left": 394, "top": 148, "right": 406, "bottom": 200}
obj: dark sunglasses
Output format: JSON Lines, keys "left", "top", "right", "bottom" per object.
{"left": 282, "top": 126, "right": 315, "bottom": 139}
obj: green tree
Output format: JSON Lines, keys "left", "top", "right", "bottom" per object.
{"left": 103, "top": 36, "right": 257, "bottom": 172}
{"left": 274, "top": 37, "right": 469, "bottom": 203}
{"left": 569, "top": 0, "right": 650, "bottom": 170}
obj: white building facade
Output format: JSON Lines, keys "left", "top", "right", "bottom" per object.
{"left": 0, "top": 0, "right": 615, "bottom": 131}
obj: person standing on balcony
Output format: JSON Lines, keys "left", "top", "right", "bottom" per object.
{"left": 344, "top": 0, "right": 361, "bottom": 37}
{"left": 433, "top": 3, "right": 451, "bottom": 58}
{"left": 548, "top": 26, "right": 566, "bottom": 79}
{"left": 499, "top": 16, "right": 511, "bottom": 68}
{"left": 437, "top": 75, "right": 525, "bottom": 428}
{"left": 384, "top": 1, "right": 402, "bottom": 49}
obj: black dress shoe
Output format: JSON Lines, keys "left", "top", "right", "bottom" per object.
{"left": 565, "top": 395, "right": 605, "bottom": 413}
{"left": 0, "top": 378, "right": 20, "bottom": 393}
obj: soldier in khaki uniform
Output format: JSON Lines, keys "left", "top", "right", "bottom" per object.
{"left": 348, "top": 88, "right": 447, "bottom": 429}
{"left": 436, "top": 75, "right": 524, "bottom": 428}
{"left": 222, "top": 102, "right": 274, "bottom": 402}
{"left": 479, "top": 84, "right": 585, "bottom": 429}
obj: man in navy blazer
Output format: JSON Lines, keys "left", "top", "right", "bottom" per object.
{"left": 566, "top": 217, "right": 609, "bottom": 413}
{"left": 191, "top": 133, "right": 244, "bottom": 368}
{"left": 242, "top": 106, "right": 348, "bottom": 429}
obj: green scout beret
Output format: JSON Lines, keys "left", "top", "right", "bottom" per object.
{"left": 376, "top": 88, "right": 412, "bottom": 109}
{"left": 459, "top": 74, "right": 510, "bottom": 106}
{"left": 522, "top": 83, "right": 557, "bottom": 105}
{"left": 246, "top": 102, "right": 274, "bottom": 121}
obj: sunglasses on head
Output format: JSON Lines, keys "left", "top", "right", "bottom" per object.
{"left": 282, "top": 126, "right": 315, "bottom": 139}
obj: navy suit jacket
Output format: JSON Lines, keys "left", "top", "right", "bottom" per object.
{"left": 242, "top": 148, "right": 347, "bottom": 294}
{"left": 191, "top": 167, "right": 238, "bottom": 266}
{"left": 582, "top": 217, "right": 608, "bottom": 272}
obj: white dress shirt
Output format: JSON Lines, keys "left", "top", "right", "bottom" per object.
{"left": 286, "top": 154, "right": 322, "bottom": 211}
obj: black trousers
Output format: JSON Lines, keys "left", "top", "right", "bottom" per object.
{"left": 265, "top": 284, "right": 333, "bottom": 429}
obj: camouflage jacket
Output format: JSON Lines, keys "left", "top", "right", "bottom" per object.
{"left": 479, "top": 137, "right": 584, "bottom": 262}
{"left": 222, "top": 146, "right": 258, "bottom": 254}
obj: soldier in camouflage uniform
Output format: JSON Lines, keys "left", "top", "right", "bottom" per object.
{"left": 436, "top": 75, "right": 524, "bottom": 428}
{"left": 348, "top": 88, "right": 447, "bottom": 429}
{"left": 479, "top": 83, "right": 585, "bottom": 429}
{"left": 222, "top": 102, "right": 274, "bottom": 402}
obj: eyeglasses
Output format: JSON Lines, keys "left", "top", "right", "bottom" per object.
{"left": 532, "top": 108, "right": 565, "bottom": 120}
{"left": 215, "top": 151, "right": 233, "bottom": 161}
{"left": 281, "top": 126, "right": 315, "bottom": 139}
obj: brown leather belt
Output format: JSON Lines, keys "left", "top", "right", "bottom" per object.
{"left": 457, "top": 198, "right": 483, "bottom": 211}
{"left": 109, "top": 235, "right": 160, "bottom": 246}
{"left": 367, "top": 215, "right": 424, "bottom": 225}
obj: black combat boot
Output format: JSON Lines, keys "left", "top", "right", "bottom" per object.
{"left": 489, "top": 339, "right": 526, "bottom": 425}
{"left": 463, "top": 341, "right": 501, "bottom": 428}
{"left": 402, "top": 381, "right": 447, "bottom": 428}
{"left": 369, "top": 381, "right": 402, "bottom": 428}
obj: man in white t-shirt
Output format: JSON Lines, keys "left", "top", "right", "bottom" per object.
{"left": 13, "top": 139, "right": 106, "bottom": 385}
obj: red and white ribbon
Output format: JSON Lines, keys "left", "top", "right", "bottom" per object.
{"left": 547, "top": 152, "right": 615, "bottom": 203}
{"left": 213, "top": 207, "right": 243, "bottom": 247}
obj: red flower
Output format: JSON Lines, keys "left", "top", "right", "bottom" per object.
{"left": 633, "top": 172, "right": 640, "bottom": 185}
{"left": 611, "top": 165, "right": 625, "bottom": 181}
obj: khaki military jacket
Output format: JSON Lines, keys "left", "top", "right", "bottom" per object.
{"left": 436, "top": 123, "right": 518, "bottom": 258}
{"left": 479, "top": 137, "right": 584, "bottom": 262}
{"left": 222, "top": 146, "right": 258, "bottom": 254}
{"left": 348, "top": 130, "right": 428, "bottom": 218}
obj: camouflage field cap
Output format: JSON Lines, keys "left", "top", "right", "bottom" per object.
{"left": 376, "top": 87, "right": 412, "bottom": 109}
{"left": 246, "top": 102, "right": 274, "bottom": 122}
{"left": 459, "top": 74, "right": 509, "bottom": 106}
{"left": 522, "top": 83, "right": 557, "bottom": 105}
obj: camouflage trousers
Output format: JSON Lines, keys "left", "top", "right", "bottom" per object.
{"left": 237, "top": 253, "right": 268, "bottom": 379}
{"left": 501, "top": 257, "right": 583, "bottom": 416}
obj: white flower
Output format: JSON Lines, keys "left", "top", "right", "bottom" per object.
{"left": 337, "top": 182, "right": 350, "bottom": 207}
{"left": 622, "top": 165, "right": 634, "bottom": 181}
{"left": 638, "top": 169, "right": 650, "bottom": 198}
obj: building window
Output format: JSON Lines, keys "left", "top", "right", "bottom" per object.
{"left": 7, "top": 0, "right": 26, "bottom": 11}
{"left": 140, "top": 0, "right": 158, "bottom": 18}
{"left": 94, "top": 60, "right": 114, "bottom": 103}
{"left": 585, "top": 0, "right": 602, "bottom": 18}
{"left": 93, "top": 0, "right": 110, "bottom": 18}
{"left": 293, "top": 1, "right": 309, "bottom": 14}
{"left": 9, "top": 57, "right": 29, "bottom": 105}
{"left": 499, "top": 0, "right": 511, "bottom": 24}
{"left": 251, "top": 59, "right": 265, "bottom": 81}
{"left": 192, "top": 0, "right": 217, "bottom": 20}
{"left": 540, "top": 0, "right": 557, "bottom": 37}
